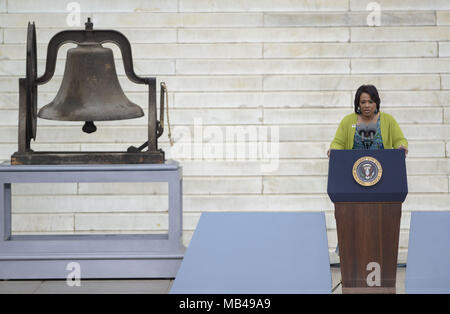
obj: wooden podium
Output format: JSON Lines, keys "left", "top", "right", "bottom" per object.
{"left": 328, "top": 150, "right": 407, "bottom": 294}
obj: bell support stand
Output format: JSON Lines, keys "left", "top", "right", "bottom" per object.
{"left": 11, "top": 19, "right": 165, "bottom": 165}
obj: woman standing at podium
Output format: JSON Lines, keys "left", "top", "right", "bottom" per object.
{"left": 328, "top": 84, "right": 408, "bottom": 157}
{"left": 328, "top": 84, "right": 408, "bottom": 257}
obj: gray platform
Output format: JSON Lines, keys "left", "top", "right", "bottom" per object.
{"left": 171, "top": 212, "right": 332, "bottom": 294}
{"left": 406, "top": 211, "right": 450, "bottom": 294}
{"left": 0, "top": 161, "right": 185, "bottom": 279}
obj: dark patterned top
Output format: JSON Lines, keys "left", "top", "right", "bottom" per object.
{"left": 353, "top": 116, "right": 384, "bottom": 150}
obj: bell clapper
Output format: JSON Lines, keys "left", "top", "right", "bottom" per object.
{"left": 82, "top": 121, "right": 97, "bottom": 134}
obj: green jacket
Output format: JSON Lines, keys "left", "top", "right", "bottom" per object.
{"left": 330, "top": 112, "right": 408, "bottom": 150}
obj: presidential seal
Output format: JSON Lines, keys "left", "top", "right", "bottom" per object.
{"left": 352, "top": 156, "right": 382, "bottom": 186}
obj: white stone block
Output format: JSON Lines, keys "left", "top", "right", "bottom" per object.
{"left": 115, "top": 60, "right": 175, "bottom": 75}
{"left": 262, "top": 91, "right": 351, "bottom": 108}
{"left": 180, "top": 0, "right": 348, "bottom": 12}
{"left": 263, "top": 42, "right": 437, "bottom": 58}
{"left": 351, "top": 0, "right": 450, "bottom": 10}
{"left": 75, "top": 213, "right": 168, "bottom": 231}
{"left": 400, "top": 211, "right": 412, "bottom": 229}
{"left": 184, "top": 177, "right": 262, "bottom": 194}
{"left": 278, "top": 142, "right": 330, "bottom": 158}
{"left": 72, "top": 108, "right": 262, "bottom": 126}
{"left": 129, "top": 43, "right": 263, "bottom": 59}
{"left": 0, "top": 143, "right": 16, "bottom": 161}
{"left": 352, "top": 58, "right": 450, "bottom": 74}
{"left": 12, "top": 195, "right": 168, "bottom": 213}
{"left": 407, "top": 141, "right": 446, "bottom": 158}
{"left": 159, "top": 76, "right": 263, "bottom": 92}
{"left": 263, "top": 74, "right": 440, "bottom": 91}
{"left": 29, "top": 126, "right": 147, "bottom": 143}
{"left": 78, "top": 182, "right": 168, "bottom": 195}
{"left": 12, "top": 214, "right": 74, "bottom": 232}
{"left": 0, "top": 93, "right": 19, "bottom": 109}
{"left": 352, "top": 27, "right": 450, "bottom": 42}
{"left": 265, "top": 108, "right": 348, "bottom": 124}
{"left": 181, "top": 160, "right": 268, "bottom": 176}
{"left": 408, "top": 176, "right": 449, "bottom": 193}
{"left": 445, "top": 108, "right": 450, "bottom": 123}
{"left": 324, "top": 211, "right": 336, "bottom": 229}
{"left": 399, "top": 231, "right": 410, "bottom": 248}
{"left": 438, "top": 12, "right": 450, "bottom": 25}
{"left": 4, "top": 28, "right": 177, "bottom": 44}
{"left": 170, "top": 108, "right": 262, "bottom": 125}
{"left": 406, "top": 159, "right": 450, "bottom": 175}
{"left": 382, "top": 108, "right": 442, "bottom": 124}
{"left": 0, "top": 110, "right": 17, "bottom": 125}
{"left": 271, "top": 160, "right": 329, "bottom": 176}
{"left": 0, "top": 127, "right": 17, "bottom": 143}
{"left": 78, "top": 177, "right": 261, "bottom": 195}
{"left": 0, "top": 77, "right": 18, "bottom": 93}
{"left": 442, "top": 75, "right": 450, "bottom": 89}
{"left": 183, "top": 213, "right": 202, "bottom": 230}
{"left": 263, "top": 176, "right": 327, "bottom": 194}
{"left": 265, "top": 12, "right": 435, "bottom": 27}
{"left": 7, "top": 0, "right": 178, "bottom": 12}
{"left": 174, "top": 92, "right": 263, "bottom": 109}
{"left": 0, "top": 13, "right": 91, "bottom": 28}
{"left": 403, "top": 195, "right": 450, "bottom": 211}
{"left": 184, "top": 195, "right": 333, "bottom": 212}
{"left": 0, "top": 0, "right": 6, "bottom": 12}
{"left": 178, "top": 27, "right": 349, "bottom": 43}
{"left": 0, "top": 43, "right": 263, "bottom": 60}
{"left": 12, "top": 183, "right": 78, "bottom": 195}
{"left": 93, "top": 13, "right": 263, "bottom": 27}
{"left": 440, "top": 43, "right": 450, "bottom": 57}
{"left": 326, "top": 230, "right": 338, "bottom": 248}
{"left": 403, "top": 125, "right": 450, "bottom": 141}
{"left": 380, "top": 91, "right": 450, "bottom": 107}
{"left": 177, "top": 59, "right": 349, "bottom": 75}
{"left": 447, "top": 142, "right": 450, "bottom": 157}
{"left": 0, "top": 75, "right": 265, "bottom": 93}
{"left": 182, "top": 230, "right": 194, "bottom": 247}
{"left": 279, "top": 125, "right": 338, "bottom": 141}
{"left": 0, "top": 60, "right": 66, "bottom": 76}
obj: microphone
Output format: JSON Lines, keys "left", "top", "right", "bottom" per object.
{"left": 356, "top": 124, "right": 367, "bottom": 144}
{"left": 367, "top": 122, "right": 377, "bottom": 140}
{"left": 356, "top": 123, "right": 377, "bottom": 149}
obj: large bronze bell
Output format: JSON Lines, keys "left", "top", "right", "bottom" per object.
{"left": 11, "top": 18, "right": 166, "bottom": 165}
{"left": 38, "top": 41, "right": 144, "bottom": 133}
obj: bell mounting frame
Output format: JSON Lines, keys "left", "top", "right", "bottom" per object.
{"left": 12, "top": 19, "right": 166, "bottom": 165}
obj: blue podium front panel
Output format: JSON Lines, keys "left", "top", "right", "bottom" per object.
{"left": 406, "top": 211, "right": 450, "bottom": 294}
{"left": 327, "top": 149, "right": 407, "bottom": 203}
{"left": 171, "top": 212, "right": 331, "bottom": 294}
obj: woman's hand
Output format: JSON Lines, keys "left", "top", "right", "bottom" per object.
{"left": 398, "top": 145, "right": 408, "bottom": 156}
{"left": 327, "top": 149, "right": 331, "bottom": 158}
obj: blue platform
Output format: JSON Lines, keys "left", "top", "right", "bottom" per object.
{"left": 406, "top": 211, "right": 450, "bottom": 294}
{"left": 171, "top": 212, "right": 331, "bottom": 294}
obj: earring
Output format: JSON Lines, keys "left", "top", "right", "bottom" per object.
{"left": 357, "top": 107, "right": 361, "bottom": 114}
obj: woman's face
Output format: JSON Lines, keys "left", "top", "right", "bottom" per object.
{"left": 359, "top": 92, "right": 377, "bottom": 119}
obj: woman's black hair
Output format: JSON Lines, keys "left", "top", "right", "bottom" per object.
{"left": 354, "top": 84, "right": 380, "bottom": 114}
